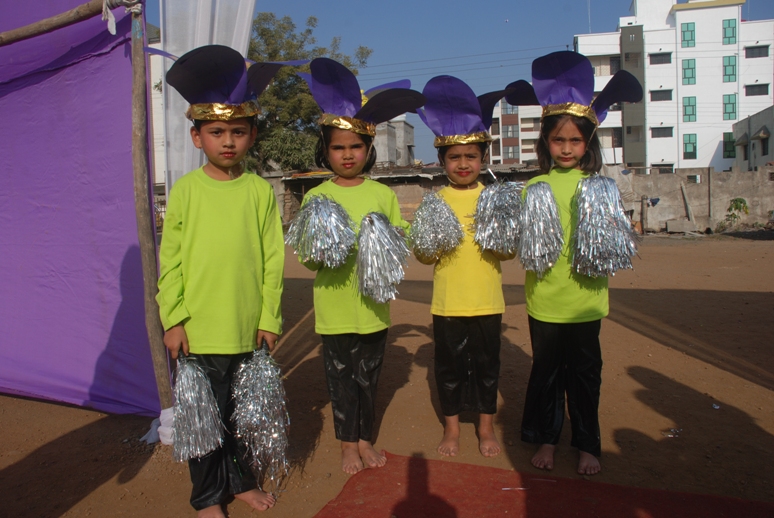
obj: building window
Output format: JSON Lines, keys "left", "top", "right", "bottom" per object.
{"left": 723, "top": 94, "right": 736, "bottom": 120}
{"left": 651, "top": 127, "right": 673, "bottom": 138}
{"left": 742, "top": 144, "right": 748, "bottom": 161}
{"left": 501, "top": 102, "right": 518, "bottom": 115}
{"left": 745, "top": 84, "right": 769, "bottom": 96}
{"left": 762, "top": 138, "right": 770, "bottom": 157}
{"left": 612, "top": 127, "right": 623, "bottom": 147}
{"left": 650, "top": 90, "right": 672, "bottom": 102}
{"left": 723, "top": 56, "right": 736, "bottom": 82}
{"left": 745, "top": 45, "right": 769, "bottom": 59}
{"left": 491, "top": 118, "right": 500, "bottom": 136}
{"left": 492, "top": 139, "right": 501, "bottom": 156}
{"left": 683, "top": 134, "right": 697, "bottom": 159}
{"left": 652, "top": 163, "right": 674, "bottom": 174}
{"left": 649, "top": 52, "right": 671, "bottom": 65}
{"left": 723, "top": 133, "right": 735, "bottom": 158}
{"left": 722, "top": 19, "right": 736, "bottom": 45}
{"left": 682, "top": 59, "right": 696, "bottom": 85}
{"left": 681, "top": 22, "right": 695, "bottom": 48}
{"left": 610, "top": 56, "right": 621, "bottom": 74}
{"left": 503, "top": 124, "right": 518, "bottom": 138}
{"left": 682, "top": 97, "right": 696, "bottom": 122}
{"left": 503, "top": 146, "right": 518, "bottom": 159}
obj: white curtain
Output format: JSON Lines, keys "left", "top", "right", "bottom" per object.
{"left": 160, "top": 0, "right": 257, "bottom": 191}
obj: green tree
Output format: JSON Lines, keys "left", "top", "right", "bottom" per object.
{"left": 247, "top": 13, "right": 372, "bottom": 172}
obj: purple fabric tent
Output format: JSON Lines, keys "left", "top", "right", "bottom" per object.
{"left": 0, "top": 1, "right": 160, "bottom": 416}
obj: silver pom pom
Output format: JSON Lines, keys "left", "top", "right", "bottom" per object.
{"left": 232, "top": 342, "right": 290, "bottom": 493}
{"left": 572, "top": 175, "right": 639, "bottom": 277}
{"left": 172, "top": 356, "right": 224, "bottom": 462}
{"left": 519, "top": 182, "right": 564, "bottom": 277}
{"left": 285, "top": 195, "right": 356, "bottom": 268}
{"left": 357, "top": 212, "right": 410, "bottom": 303}
{"left": 473, "top": 181, "right": 524, "bottom": 256}
{"left": 410, "top": 192, "right": 463, "bottom": 260}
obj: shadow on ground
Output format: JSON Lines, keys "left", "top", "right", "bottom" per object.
{"left": 0, "top": 412, "right": 153, "bottom": 517}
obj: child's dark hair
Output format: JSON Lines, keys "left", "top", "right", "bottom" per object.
{"left": 437, "top": 141, "right": 489, "bottom": 165}
{"left": 192, "top": 117, "right": 257, "bottom": 131}
{"left": 536, "top": 114, "right": 602, "bottom": 173}
{"left": 314, "top": 125, "right": 377, "bottom": 173}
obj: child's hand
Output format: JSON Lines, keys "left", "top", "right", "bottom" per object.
{"left": 163, "top": 324, "right": 189, "bottom": 359}
{"left": 256, "top": 330, "right": 279, "bottom": 352}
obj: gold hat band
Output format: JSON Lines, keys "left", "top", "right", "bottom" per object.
{"left": 318, "top": 113, "right": 376, "bottom": 136}
{"left": 186, "top": 100, "right": 261, "bottom": 121}
{"left": 541, "top": 102, "right": 599, "bottom": 126}
{"left": 433, "top": 131, "right": 492, "bottom": 148}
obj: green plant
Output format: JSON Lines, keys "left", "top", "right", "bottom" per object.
{"left": 716, "top": 197, "right": 749, "bottom": 232}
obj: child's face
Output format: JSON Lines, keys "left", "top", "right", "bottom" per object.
{"left": 547, "top": 118, "right": 587, "bottom": 170}
{"left": 442, "top": 144, "right": 483, "bottom": 188}
{"left": 190, "top": 118, "right": 257, "bottom": 173}
{"left": 325, "top": 128, "right": 368, "bottom": 179}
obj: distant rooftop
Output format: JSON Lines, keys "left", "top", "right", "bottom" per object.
{"left": 147, "top": 23, "right": 160, "bottom": 44}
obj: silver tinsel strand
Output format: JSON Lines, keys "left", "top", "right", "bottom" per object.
{"left": 357, "top": 212, "right": 410, "bottom": 303}
{"left": 172, "top": 356, "right": 224, "bottom": 462}
{"left": 572, "top": 175, "right": 639, "bottom": 277}
{"left": 473, "top": 181, "right": 524, "bottom": 256}
{"left": 410, "top": 192, "right": 463, "bottom": 260}
{"left": 285, "top": 195, "right": 356, "bottom": 268}
{"left": 519, "top": 182, "right": 564, "bottom": 277}
{"left": 231, "top": 344, "right": 290, "bottom": 493}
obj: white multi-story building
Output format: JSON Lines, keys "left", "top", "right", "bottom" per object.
{"left": 575, "top": 0, "right": 773, "bottom": 173}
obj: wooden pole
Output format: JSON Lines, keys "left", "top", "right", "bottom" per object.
{"left": 640, "top": 195, "right": 648, "bottom": 235}
{"left": 131, "top": 10, "right": 173, "bottom": 410}
{"left": 0, "top": 0, "right": 103, "bottom": 47}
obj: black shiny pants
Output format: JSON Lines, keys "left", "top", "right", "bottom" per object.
{"left": 433, "top": 314, "right": 502, "bottom": 416}
{"left": 321, "top": 330, "right": 388, "bottom": 442}
{"left": 521, "top": 317, "right": 602, "bottom": 457}
{"left": 186, "top": 353, "right": 257, "bottom": 511}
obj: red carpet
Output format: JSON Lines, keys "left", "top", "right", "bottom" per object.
{"left": 314, "top": 452, "right": 774, "bottom": 518}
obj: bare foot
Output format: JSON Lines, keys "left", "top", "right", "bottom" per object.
{"left": 197, "top": 504, "right": 226, "bottom": 518}
{"left": 341, "top": 441, "right": 364, "bottom": 474}
{"left": 358, "top": 440, "right": 387, "bottom": 468}
{"left": 578, "top": 451, "right": 601, "bottom": 475}
{"left": 477, "top": 414, "right": 501, "bottom": 457}
{"left": 234, "top": 488, "right": 275, "bottom": 511}
{"left": 437, "top": 415, "right": 460, "bottom": 457}
{"left": 531, "top": 444, "right": 555, "bottom": 470}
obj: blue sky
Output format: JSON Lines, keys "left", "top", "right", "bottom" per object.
{"left": 145, "top": 0, "right": 774, "bottom": 163}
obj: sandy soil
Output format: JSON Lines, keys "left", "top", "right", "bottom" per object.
{"left": 1, "top": 233, "right": 773, "bottom": 517}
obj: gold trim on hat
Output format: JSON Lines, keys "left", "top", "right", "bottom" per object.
{"left": 541, "top": 102, "right": 599, "bottom": 126}
{"left": 318, "top": 113, "right": 376, "bottom": 136}
{"left": 433, "top": 131, "right": 492, "bottom": 148}
{"left": 186, "top": 100, "right": 261, "bottom": 121}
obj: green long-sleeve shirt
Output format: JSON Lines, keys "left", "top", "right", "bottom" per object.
{"left": 300, "top": 179, "right": 409, "bottom": 334}
{"left": 157, "top": 168, "right": 284, "bottom": 354}
{"left": 524, "top": 168, "right": 608, "bottom": 323}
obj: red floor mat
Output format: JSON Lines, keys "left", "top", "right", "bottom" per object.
{"left": 314, "top": 452, "right": 774, "bottom": 518}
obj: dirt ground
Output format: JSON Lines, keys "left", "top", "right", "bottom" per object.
{"left": 1, "top": 233, "right": 773, "bottom": 517}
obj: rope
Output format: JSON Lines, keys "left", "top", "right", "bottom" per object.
{"left": 102, "top": 0, "right": 142, "bottom": 35}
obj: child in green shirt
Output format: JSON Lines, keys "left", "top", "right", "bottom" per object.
{"left": 297, "top": 58, "right": 423, "bottom": 474}
{"left": 156, "top": 45, "right": 285, "bottom": 517}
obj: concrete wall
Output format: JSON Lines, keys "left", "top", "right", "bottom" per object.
{"left": 630, "top": 166, "right": 774, "bottom": 231}
{"left": 269, "top": 164, "right": 774, "bottom": 232}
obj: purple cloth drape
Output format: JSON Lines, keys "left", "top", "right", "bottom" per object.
{"left": 0, "top": 1, "right": 160, "bottom": 415}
